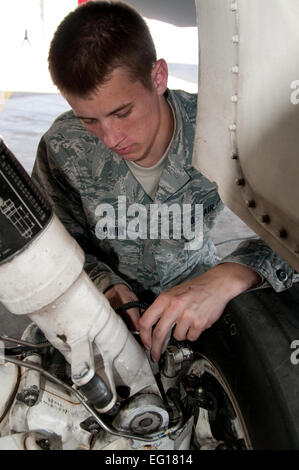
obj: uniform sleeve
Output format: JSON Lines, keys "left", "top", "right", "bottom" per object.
{"left": 220, "top": 238, "right": 297, "bottom": 292}
{"left": 32, "top": 136, "right": 131, "bottom": 294}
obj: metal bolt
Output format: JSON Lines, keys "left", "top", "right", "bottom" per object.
{"left": 24, "top": 393, "right": 38, "bottom": 407}
{"left": 80, "top": 417, "right": 101, "bottom": 435}
{"left": 140, "top": 418, "right": 153, "bottom": 428}
{"left": 17, "top": 387, "right": 39, "bottom": 407}
{"left": 246, "top": 200, "right": 256, "bottom": 208}
{"left": 261, "top": 214, "right": 270, "bottom": 223}
{"left": 89, "top": 423, "right": 101, "bottom": 435}
{"left": 279, "top": 229, "right": 287, "bottom": 238}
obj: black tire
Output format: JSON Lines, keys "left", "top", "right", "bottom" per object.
{"left": 191, "top": 283, "right": 299, "bottom": 449}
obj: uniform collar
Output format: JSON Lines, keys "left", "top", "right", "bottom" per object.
{"left": 154, "top": 89, "right": 194, "bottom": 203}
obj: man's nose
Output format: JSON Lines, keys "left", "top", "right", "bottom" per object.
{"left": 101, "top": 122, "right": 123, "bottom": 150}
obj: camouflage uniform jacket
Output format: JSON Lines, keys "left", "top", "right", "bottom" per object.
{"left": 32, "top": 89, "right": 295, "bottom": 298}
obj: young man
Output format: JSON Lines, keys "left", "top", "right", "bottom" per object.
{"left": 32, "top": 1, "right": 295, "bottom": 362}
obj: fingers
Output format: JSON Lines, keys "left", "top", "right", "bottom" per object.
{"left": 173, "top": 307, "right": 204, "bottom": 342}
{"left": 140, "top": 294, "right": 185, "bottom": 360}
{"left": 139, "top": 294, "right": 170, "bottom": 352}
{"left": 140, "top": 296, "right": 218, "bottom": 362}
{"left": 186, "top": 324, "right": 203, "bottom": 342}
{"left": 140, "top": 272, "right": 235, "bottom": 363}
{"left": 147, "top": 314, "right": 176, "bottom": 362}
{"left": 140, "top": 294, "right": 191, "bottom": 362}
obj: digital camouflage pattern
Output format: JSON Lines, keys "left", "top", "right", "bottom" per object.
{"left": 32, "top": 89, "right": 296, "bottom": 300}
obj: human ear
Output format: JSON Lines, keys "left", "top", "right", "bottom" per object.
{"left": 152, "top": 59, "right": 168, "bottom": 95}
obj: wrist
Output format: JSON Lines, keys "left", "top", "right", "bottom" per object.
{"left": 211, "top": 262, "right": 261, "bottom": 300}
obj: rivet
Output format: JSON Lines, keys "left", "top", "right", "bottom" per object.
{"left": 232, "top": 65, "right": 239, "bottom": 74}
{"left": 236, "top": 178, "right": 245, "bottom": 186}
{"left": 231, "top": 2, "right": 238, "bottom": 11}
{"left": 279, "top": 229, "right": 287, "bottom": 238}
{"left": 231, "top": 95, "right": 238, "bottom": 103}
{"left": 261, "top": 214, "right": 270, "bottom": 223}
{"left": 229, "top": 123, "right": 237, "bottom": 131}
{"left": 232, "top": 35, "right": 239, "bottom": 44}
{"left": 246, "top": 200, "right": 256, "bottom": 208}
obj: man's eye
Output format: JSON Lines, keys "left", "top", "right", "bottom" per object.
{"left": 81, "top": 119, "right": 96, "bottom": 125}
{"left": 116, "top": 109, "right": 132, "bottom": 119}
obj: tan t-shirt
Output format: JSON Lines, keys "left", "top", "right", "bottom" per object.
{"left": 126, "top": 102, "right": 176, "bottom": 199}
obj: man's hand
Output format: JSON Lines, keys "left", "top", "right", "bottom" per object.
{"left": 105, "top": 283, "right": 140, "bottom": 331}
{"left": 139, "top": 263, "right": 261, "bottom": 362}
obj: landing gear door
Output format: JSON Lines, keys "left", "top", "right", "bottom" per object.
{"left": 193, "top": 0, "right": 299, "bottom": 272}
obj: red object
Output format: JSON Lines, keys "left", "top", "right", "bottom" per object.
{"left": 78, "top": 0, "right": 89, "bottom": 4}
